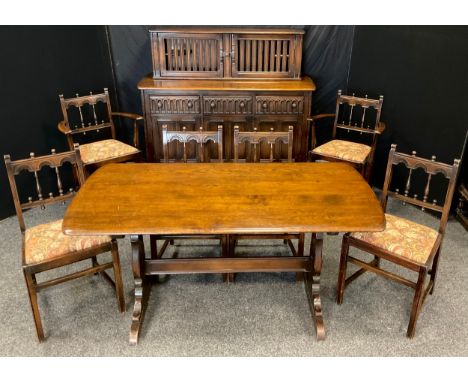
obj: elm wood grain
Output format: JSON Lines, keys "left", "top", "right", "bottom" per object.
{"left": 63, "top": 163, "right": 384, "bottom": 236}
{"left": 4, "top": 147, "right": 125, "bottom": 341}
{"left": 308, "top": 90, "right": 385, "bottom": 181}
{"left": 336, "top": 144, "right": 461, "bottom": 338}
{"left": 63, "top": 162, "right": 383, "bottom": 344}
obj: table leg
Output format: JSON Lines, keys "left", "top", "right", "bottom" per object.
{"left": 130, "top": 234, "right": 146, "bottom": 345}
{"left": 304, "top": 232, "right": 326, "bottom": 341}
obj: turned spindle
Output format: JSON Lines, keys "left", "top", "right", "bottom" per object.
{"left": 270, "top": 127, "right": 275, "bottom": 162}
{"left": 199, "top": 126, "right": 204, "bottom": 163}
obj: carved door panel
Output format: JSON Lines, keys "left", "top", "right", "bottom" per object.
{"left": 254, "top": 117, "right": 301, "bottom": 161}
{"left": 204, "top": 116, "right": 253, "bottom": 162}
{"left": 152, "top": 117, "right": 202, "bottom": 162}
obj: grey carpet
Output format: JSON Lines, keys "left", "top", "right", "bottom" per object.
{"left": 0, "top": 198, "right": 466, "bottom": 356}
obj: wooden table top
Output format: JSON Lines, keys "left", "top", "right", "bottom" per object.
{"left": 62, "top": 163, "right": 385, "bottom": 236}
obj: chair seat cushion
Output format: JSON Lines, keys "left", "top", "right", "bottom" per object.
{"left": 80, "top": 139, "right": 139, "bottom": 164}
{"left": 350, "top": 214, "right": 438, "bottom": 264}
{"left": 24, "top": 220, "right": 111, "bottom": 264}
{"left": 312, "top": 139, "right": 371, "bottom": 164}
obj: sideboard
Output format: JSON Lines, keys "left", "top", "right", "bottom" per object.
{"left": 138, "top": 27, "right": 316, "bottom": 162}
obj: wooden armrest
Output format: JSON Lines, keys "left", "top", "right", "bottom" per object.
{"left": 376, "top": 121, "right": 386, "bottom": 134}
{"left": 57, "top": 120, "right": 71, "bottom": 134}
{"left": 111, "top": 111, "right": 144, "bottom": 121}
{"left": 307, "top": 113, "right": 336, "bottom": 122}
{"left": 111, "top": 111, "right": 144, "bottom": 149}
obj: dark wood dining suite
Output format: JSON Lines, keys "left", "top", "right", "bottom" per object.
{"left": 62, "top": 162, "right": 385, "bottom": 344}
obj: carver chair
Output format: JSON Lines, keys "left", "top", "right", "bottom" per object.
{"left": 337, "top": 144, "right": 460, "bottom": 338}
{"left": 4, "top": 146, "right": 125, "bottom": 341}
{"left": 58, "top": 88, "right": 143, "bottom": 176}
{"left": 230, "top": 125, "right": 304, "bottom": 281}
{"left": 308, "top": 90, "right": 385, "bottom": 181}
{"left": 151, "top": 125, "right": 227, "bottom": 276}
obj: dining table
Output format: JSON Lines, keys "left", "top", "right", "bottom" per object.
{"left": 62, "top": 162, "right": 385, "bottom": 344}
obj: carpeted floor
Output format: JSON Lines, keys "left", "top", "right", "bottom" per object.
{"left": 0, "top": 198, "right": 466, "bottom": 356}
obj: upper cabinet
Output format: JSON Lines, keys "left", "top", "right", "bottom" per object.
{"left": 150, "top": 27, "right": 304, "bottom": 80}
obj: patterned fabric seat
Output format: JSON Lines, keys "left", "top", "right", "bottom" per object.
{"left": 350, "top": 214, "right": 438, "bottom": 264}
{"left": 312, "top": 139, "right": 371, "bottom": 164}
{"left": 79, "top": 139, "right": 139, "bottom": 164}
{"left": 25, "top": 219, "right": 111, "bottom": 264}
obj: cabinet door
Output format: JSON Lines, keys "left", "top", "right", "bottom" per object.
{"left": 205, "top": 116, "right": 253, "bottom": 162}
{"left": 254, "top": 117, "right": 301, "bottom": 161}
{"left": 231, "top": 34, "right": 298, "bottom": 79}
{"left": 157, "top": 33, "right": 224, "bottom": 78}
{"left": 152, "top": 117, "right": 202, "bottom": 162}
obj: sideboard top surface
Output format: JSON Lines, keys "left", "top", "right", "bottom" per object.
{"left": 149, "top": 26, "right": 305, "bottom": 35}
{"left": 138, "top": 75, "right": 316, "bottom": 91}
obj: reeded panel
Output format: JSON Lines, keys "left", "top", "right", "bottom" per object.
{"left": 156, "top": 33, "right": 224, "bottom": 78}
{"left": 203, "top": 96, "right": 253, "bottom": 115}
{"left": 232, "top": 34, "right": 299, "bottom": 79}
{"left": 150, "top": 96, "right": 201, "bottom": 114}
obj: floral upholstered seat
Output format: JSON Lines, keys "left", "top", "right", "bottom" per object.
{"left": 79, "top": 139, "right": 139, "bottom": 164}
{"left": 350, "top": 214, "right": 439, "bottom": 264}
{"left": 312, "top": 139, "right": 371, "bottom": 164}
{"left": 24, "top": 219, "right": 111, "bottom": 264}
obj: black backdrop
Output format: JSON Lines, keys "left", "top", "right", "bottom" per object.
{"left": 0, "top": 25, "right": 467, "bottom": 219}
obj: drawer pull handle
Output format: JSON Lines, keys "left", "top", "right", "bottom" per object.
{"left": 157, "top": 101, "right": 163, "bottom": 108}
{"left": 262, "top": 102, "right": 268, "bottom": 109}
{"left": 292, "top": 102, "right": 297, "bottom": 108}
{"left": 239, "top": 101, "right": 245, "bottom": 108}
{"left": 210, "top": 101, "right": 216, "bottom": 108}
{"left": 187, "top": 101, "right": 193, "bottom": 108}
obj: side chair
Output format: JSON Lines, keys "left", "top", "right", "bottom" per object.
{"left": 150, "top": 125, "right": 228, "bottom": 278}
{"left": 229, "top": 125, "right": 304, "bottom": 282}
{"left": 58, "top": 88, "right": 143, "bottom": 176}
{"left": 337, "top": 144, "right": 460, "bottom": 338}
{"left": 4, "top": 146, "right": 125, "bottom": 341}
{"left": 308, "top": 90, "right": 385, "bottom": 181}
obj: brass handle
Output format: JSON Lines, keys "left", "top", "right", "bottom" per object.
{"left": 262, "top": 102, "right": 268, "bottom": 109}
{"left": 157, "top": 101, "right": 162, "bottom": 108}
{"left": 210, "top": 101, "right": 216, "bottom": 108}
{"left": 239, "top": 101, "right": 245, "bottom": 108}
{"left": 187, "top": 101, "right": 193, "bottom": 108}
{"left": 292, "top": 102, "right": 297, "bottom": 108}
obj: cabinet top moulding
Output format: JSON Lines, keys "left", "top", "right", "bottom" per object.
{"left": 149, "top": 26, "right": 305, "bottom": 35}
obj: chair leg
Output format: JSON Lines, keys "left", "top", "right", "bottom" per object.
{"left": 336, "top": 235, "right": 350, "bottom": 304}
{"left": 295, "top": 233, "right": 305, "bottom": 281}
{"left": 429, "top": 247, "right": 441, "bottom": 295}
{"left": 407, "top": 267, "right": 427, "bottom": 338}
{"left": 24, "top": 270, "right": 45, "bottom": 341}
{"left": 91, "top": 256, "right": 99, "bottom": 275}
{"left": 111, "top": 241, "right": 126, "bottom": 313}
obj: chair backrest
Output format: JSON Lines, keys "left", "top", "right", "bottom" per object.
{"left": 4, "top": 146, "right": 85, "bottom": 234}
{"left": 332, "top": 90, "right": 384, "bottom": 138}
{"left": 381, "top": 144, "right": 461, "bottom": 234}
{"left": 162, "top": 125, "right": 223, "bottom": 163}
{"left": 233, "top": 126, "right": 293, "bottom": 163}
{"left": 59, "top": 88, "right": 116, "bottom": 145}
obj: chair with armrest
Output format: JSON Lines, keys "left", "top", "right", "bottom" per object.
{"left": 58, "top": 88, "right": 143, "bottom": 176}
{"left": 229, "top": 125, "right": 304, "bottom": 282}
{"left": 308, "top": 90, "right": 385, "bottom": 181}
{"left": 336, "top": 144, "right": 460, "bottom": 337}
{"left": 4, "top": 146, "right": 125, "bottom": 341}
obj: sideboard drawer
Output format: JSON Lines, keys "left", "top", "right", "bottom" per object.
{"left": 255, "top": 96, "right": 304, "bottom": 115}
{"left": 203, "top": 96, "right": 253, "bottom": 115}
{"left": 150, "top": 96, "right": 201, "bottom": 114}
